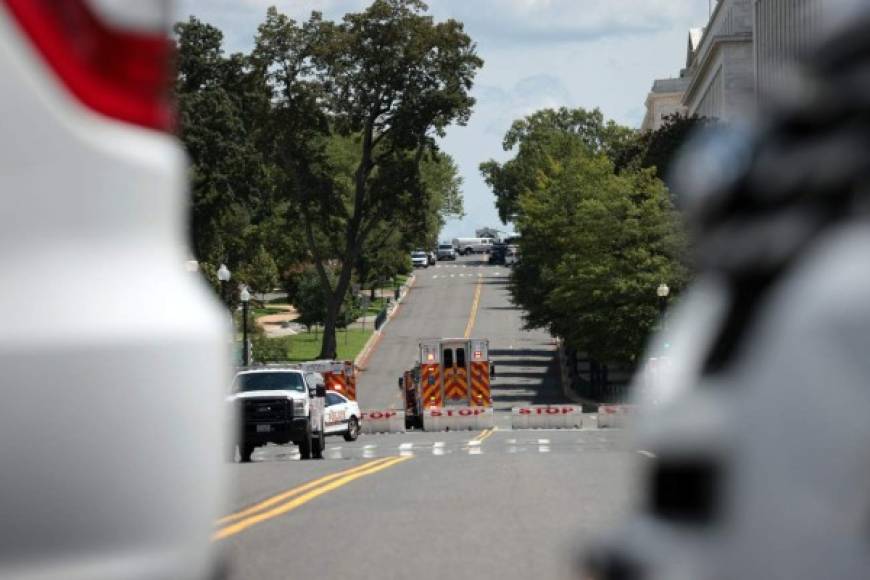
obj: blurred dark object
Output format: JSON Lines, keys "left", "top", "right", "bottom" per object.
{"left": 584, "top": 3, "right": 870, "bottom": 579}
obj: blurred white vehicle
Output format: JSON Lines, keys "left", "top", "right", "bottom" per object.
{"left": 411, "top": 250, "right": 429, "bottom": 268}
{"left": 324, "top": 390, "right": 362, "bottom": 441}
{"left": 0, "top": 1, "right": 228, "bottom": 579}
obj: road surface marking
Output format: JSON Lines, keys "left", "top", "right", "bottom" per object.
{"left": 433, "top": 275, "right": 439, "bottom": 279}
{"left": 464, "top": 277, "right": 483, "bottom": 338}
{"left": 450, "top": 274, "right": 455, "bottom": 278}
{"left": 214, "top": 456, "right": 411, "bottom": 540}
{"left": 637, "top": 450, "right": 657, "bottom": 459}
{"left": 216, "top": 457, "right": 394, "bottom": 526}
{"left": 433, "top": 441, "right": 445, "bottom": 448}
{"left": 537, "top": 438, "right": 550, "bottom": 445}
{"left": 399, "top": 442, "right": 414, "bottom": 457}
{"left": 471, "top": 427, "right": 493, "bottom": 443}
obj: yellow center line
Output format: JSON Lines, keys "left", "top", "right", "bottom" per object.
{"left": 464, "top": 276, "right": 483, "bottom": 339}
{"left": 214, "top": 455, "right": 412, "bottom": 541}
{"left": 471, "top": 427, "right": 495, "bottom": 443}
{"left": 217, "top": 457, "right": 394, "bottom": 526}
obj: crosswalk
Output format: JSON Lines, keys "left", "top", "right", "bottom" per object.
{"left": 249, "top": 434, "right": 625, "bottom": 462}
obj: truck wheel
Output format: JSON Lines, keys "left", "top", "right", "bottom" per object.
{"left": 344, "top": 417, "right": 360, "bottom": 441}
{"left": 240, "top": 443, "right": 255, "bottom": 463}
{"left": 298, "top": 430, "right": 312, "bottom": 460}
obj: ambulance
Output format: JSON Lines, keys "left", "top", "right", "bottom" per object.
{"left": 399, "top": 338, "right": 496, "bottom": 431}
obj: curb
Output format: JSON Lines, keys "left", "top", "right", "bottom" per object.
{"left": 354, "top": 275, "right": 416, "bottom": 371}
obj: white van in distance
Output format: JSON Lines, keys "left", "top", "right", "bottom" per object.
{"left": 452, "top": 237, "right": 495, "bottom": 255}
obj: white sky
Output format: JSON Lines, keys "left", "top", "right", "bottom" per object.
{"left": 176, "top": 0, "right": 712, "bottom": 239}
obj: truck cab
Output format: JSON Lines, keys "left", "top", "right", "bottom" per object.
{"left": 228, "top": 368, "right": 327, "bottom": 461}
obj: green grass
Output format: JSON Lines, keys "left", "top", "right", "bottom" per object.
{"left": 364, "top": 296, "right": 390, "bottom": 316}
{"left": 253, "top": 328, "right": 374, "bottom": 363}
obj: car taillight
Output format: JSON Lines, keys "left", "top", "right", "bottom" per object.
{"left": 3, "top": 0, "right": 174, "bottom": 131}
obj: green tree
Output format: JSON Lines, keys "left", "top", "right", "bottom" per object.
{"left": 294, "top": 267, "right": 358, "bottom": 333}
{"left": 481, "top": 107, "right": 637, "bottom": 223}
{"left": 483, "top": 108, "right": 689, "bottom": 365}
{"left": 639, "top": 113, "right": 717, "bottom": 189}
{"left": 254, "top": 1, "right": 482, "bottom": 359}
{"left": 175, "top": 16, "right": 296, "bottom": 296}
{"left": 239, "top": 245, "right": 280, "bottom": 295}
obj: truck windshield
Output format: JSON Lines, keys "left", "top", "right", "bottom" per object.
{"left": 234, "top": 372, "right": 305, "bottom": 393}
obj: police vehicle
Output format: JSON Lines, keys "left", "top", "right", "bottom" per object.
{"left": 324, "top": 391, "right": 362, "bottom": 441}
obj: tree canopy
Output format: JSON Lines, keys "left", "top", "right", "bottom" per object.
{"left": 481, "top": 107, "right": 689, "bottom": 365}
{"left": 174, "top": 2, "right": 477, "bottom": 349}
{"left": 251, "top": 0, "right": 482, "bottom": 358}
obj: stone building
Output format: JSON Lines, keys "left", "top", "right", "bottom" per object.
{"left": 682, "top": 0, "right": 755, "bottom": 120}
{"left": 754, "top": 0, "right": 826, "bottom": 103}
{"left": 641, "top": 76, "right": 690, "bottom": 132}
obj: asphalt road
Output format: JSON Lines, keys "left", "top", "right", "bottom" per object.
{"left": 221, "top": 255, "right": 639, "bottom": 580}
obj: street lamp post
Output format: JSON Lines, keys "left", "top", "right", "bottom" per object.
{"left": 657, "top": 283, "right": 670, "bottom": 326}
{"left": 217, "top": 264, "right": 231, "bottom": 306}
{"left": 240, "top": 285, "right": 251, "bottom": 367}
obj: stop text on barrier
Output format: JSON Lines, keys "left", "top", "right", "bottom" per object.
{"left": 516, "top": 407, "right": 577, "bottom": 415}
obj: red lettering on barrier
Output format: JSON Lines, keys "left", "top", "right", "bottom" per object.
{"left": 516, "top": 406, "right": 578, "bottom": 415}
{"left": 428, "top": 408, "right": 486, "bottom": 417}
{"left": 364, "top": 411, "right": 396, "bottom": 420}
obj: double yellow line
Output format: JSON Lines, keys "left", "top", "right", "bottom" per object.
{"left": 214, "top": 456, "right": 411, "bottom": 541}
{"left": 464, "top": 276, "right": 483, "bottom": 338}
{"left": 472, "top": 427, "right": 496, "bottom": 443}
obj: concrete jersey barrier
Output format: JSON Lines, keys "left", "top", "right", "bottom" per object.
{"left": 361, "top": 409, "right": 406, "bottom": 434}
{"left": 596, "top": 405, "right": 636, "bottom": 428}
{"left": 422, "top": 407, "right": 494, "bottom": 432}
{"left": 511, "top": 405, "right": 583, "bottom": 429}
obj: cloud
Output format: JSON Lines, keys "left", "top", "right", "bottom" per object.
{"left": 472, "top": 75, "right": 574, "bottom": 138}
{"left": 430, "top": 0, "right": 702, "bottom": 45}
{"left": 178, "top": 0, "right": 706, "bottom": 52}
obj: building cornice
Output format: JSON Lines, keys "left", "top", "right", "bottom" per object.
{"left": 683, "top": 32, "right": 753, "bottom": 106}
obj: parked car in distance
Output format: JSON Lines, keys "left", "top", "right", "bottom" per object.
{"left": 411, "top": 250, "right": 429, "bottom": 268}
{"left": 437, "top": 243, "right": 457, "bottom": 261}
{"left": 488, "top": 243, "right": 507, "bottom": 265}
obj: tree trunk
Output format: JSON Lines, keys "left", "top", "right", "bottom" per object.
{"left": 320, "top": 301, "right": 339, "bottom": 360}
{"left": 316, "top": 116, "right": 377, "bottom": 360}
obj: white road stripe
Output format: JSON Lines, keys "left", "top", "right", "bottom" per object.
{"left": 538, "top": 439, "right": 550, "bottom": 445}
{"left": 637, "top": 450, "right": 657, "bottom": 459}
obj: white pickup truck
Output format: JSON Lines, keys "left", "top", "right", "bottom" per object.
{"left": 228, "top": 368, "right": 327, "bottom": 461}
